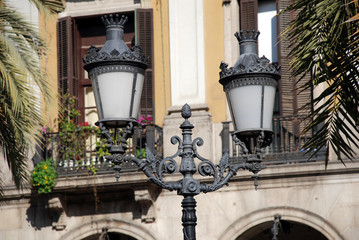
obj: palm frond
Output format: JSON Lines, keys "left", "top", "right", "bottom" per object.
{"left": 280, "top": 0, "right": 359, "bottom": 164}
{"left": 28, "top": 0, "right": 64, "bottom": 15}
{"left": 0, "top": 2, "right": 60, "bottom": 190}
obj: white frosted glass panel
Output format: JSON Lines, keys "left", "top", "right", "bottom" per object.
{"left": 229, "top": 85, "right": 262, "bottom": 132}
{"left": 97, "top": 72, "right": 134, "bottom": 120}
{"left": 263, "top": 85, "right": 276, "bottom": 130}
{"left": 131, "top": 73, "right": 144, "bottom": 118}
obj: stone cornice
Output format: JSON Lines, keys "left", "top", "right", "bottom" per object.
{"left": 1, "top": 161, "right": 359, "bottom": 200}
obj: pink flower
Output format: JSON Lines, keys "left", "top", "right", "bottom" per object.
{"left": 145, "top": 115, "right": 153, "bottom": 122}
{"left": 137, "top": 115, "right": 153, "bottom": 126}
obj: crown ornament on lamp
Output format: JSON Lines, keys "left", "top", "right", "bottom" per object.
{"left": 235, "top": 29, "right": 260, "bottom": 43}
{"left": 101, "top": 14, "right": 128, "bottom": 27}
{"left": 83, "top": 15, "right": 147, "bottom": 66}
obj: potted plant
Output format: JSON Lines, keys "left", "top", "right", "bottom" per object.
{"left": 31, "top": 159, "right": 58, "bottom": 194}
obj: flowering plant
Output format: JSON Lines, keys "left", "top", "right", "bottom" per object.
{"left": 137, "top": 114, "right": 153, "bottom": 126}
{"left": 31, "top": 159, "right": 58, "bottom": 194}
{"left": 42, "top": 126, "right": 52, "bottom": 135}
{"left": 58, "top": 95, "right": 99, "bottom": 161}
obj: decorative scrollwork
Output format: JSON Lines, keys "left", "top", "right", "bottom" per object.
{"left": 98, "top": 122, "right": 113, "bottom": 146}
{"left": 198, "top": 160, "right": 217, "bottom": 178}
{"left": 233, "top": 134, "right": 249, "bottom": 156}
{"left": 197, "top": 152, "right": 242, "bottom": 193}
{"left": 164, "top": 160, "right": 177, "bottom": 174}
{"left": 158, "top": 157, "right": 178, "bottom": 178}
{"left": 144, "top": 148, "right": 158, "bottom": 173}
{"left": 121, "top": 122, "right": 134, "bottom": 145}
{"left": 192, "top": 137, "right": 208, "bottom": 161}
{"left": 136, "top": 149, "right": 180, "bottom": 192}
{"left": 218, "top": 152, "right": 229, "bottom": 179}
{"left": 166, "top": 135, "right": 183, "bottom": 159}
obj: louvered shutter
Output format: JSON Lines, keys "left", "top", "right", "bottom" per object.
{"left": 240, "top": 0, "right": 258, "bottom": 31}
{"left": 277, "top": 0, "right": 292, "bottom": 116}
{"left": 277, "top": 0, "right": 311, "bottom": 117}
{"left": 135, "top": 9, "right": 154, "bottom": 121}
{"left": 57, "top": 17, "right": 79, "bottom": 109}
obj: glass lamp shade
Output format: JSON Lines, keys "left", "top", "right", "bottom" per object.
{"left": 225, "top": 75, "right": 277, "bottom": 137}
{"left": 89, "top": 64, "right": 145, "bottom": 127}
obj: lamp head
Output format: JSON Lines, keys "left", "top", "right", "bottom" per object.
{"left": 219, "top": 30, "right": 280, "bottom": 146}
{"left": 83, "top": 14, "right": 147, "bottom": 128}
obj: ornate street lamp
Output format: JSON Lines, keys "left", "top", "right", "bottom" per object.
{"left": 220, "top": 30, "right": 281, "bottom": 149}
{"left": 83, "top": 14, "right": 147, "bottom": 129}
{"left": 219, "top": 30, "right": 280, "bottom": 187}
{"left": 83, "top": 14, "right": 280, "bottom": 240}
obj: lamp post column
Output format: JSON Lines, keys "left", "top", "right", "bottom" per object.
{"left": 177, "top": 104, "right": 200, "bottom": 240}
{"left": 182, "top": 196, "right": 197, "bottom": 240}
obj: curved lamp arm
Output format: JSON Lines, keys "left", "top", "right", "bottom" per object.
{"left": 99, "top": 104, "right": 269, "bottom": 240}
{"left": 103, "top": 104, "right": 266, "bottom": 193}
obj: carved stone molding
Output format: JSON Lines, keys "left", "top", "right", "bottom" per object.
{"left": 47, "top": 197, "right": 66, "bottom": 231}
{"left": 133, "top": 186, "right": 161, "bottom": 223}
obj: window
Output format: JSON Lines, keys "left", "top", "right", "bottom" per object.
{"left": 239, "top": 0, "right": 311, "bottom": 117}
{"left": 57, "top": 9, "right": 154, "bottom": 124}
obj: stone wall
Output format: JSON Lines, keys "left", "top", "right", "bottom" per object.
{"left": 1, "top": 161, "right": 358, "bottom": 240}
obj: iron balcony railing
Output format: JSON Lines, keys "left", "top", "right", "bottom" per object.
{"left": 44, "top": 125, "right": 163, "bottom": 176}
{"left": 222, "top": 115, "right": 326, "bottom": 165}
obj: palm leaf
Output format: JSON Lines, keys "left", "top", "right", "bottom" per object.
{"left": 29, "top": 0, "right": 64, "bottom": 15}
{"left": 280, "top": 0, "right": 359, "bottom": 165}
{"left": 0, "top": 1, "right": 63, "bottom": 193}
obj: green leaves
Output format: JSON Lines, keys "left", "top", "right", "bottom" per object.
{"left": 0, "top": 0, "right": 63, "bottom": 195}
{"left": 31, "top": 159, "right": 58, "bottom": 194}
{"left": 58, "top": 94, "right": 98, "bottom": 162}
{"left": 281, "top": 0, "right": 359, "bottom": 164}
{"left": 29, "top": 0, "right": 65, "bottom": 15}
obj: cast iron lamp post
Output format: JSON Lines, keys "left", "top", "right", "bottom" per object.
{"left": 83, "top": 14, "right": 280, "bottom": 240}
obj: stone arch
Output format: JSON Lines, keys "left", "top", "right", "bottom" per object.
{"left": 59, "top": 218, "right": 157, "bottom": 240}
{"left": 219, "top": 206, "right": 343, "bottom": 240}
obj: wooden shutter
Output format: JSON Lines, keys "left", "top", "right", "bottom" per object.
{"left": 136, "top": 9, "right": 154, "bottom": 120}
{"left": 240, "top": 0, "right": 258, "bottom": 31}
{"left": 277, "top": 0, "right": 311, "bottom": 117}
{"left": 57, "top": 17, "right": 79, "bottom": 109}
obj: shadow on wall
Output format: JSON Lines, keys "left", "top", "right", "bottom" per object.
{"left": 26, "top": 192, "right": 53, "bottom": 230}
{"left": 25, "top": 188, "right": 145, "bottom": 230}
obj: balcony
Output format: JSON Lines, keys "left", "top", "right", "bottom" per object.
{"left": 43, "top": 115, "right": 325, "bottom": 176}
{"left": 43, "top": 125, "right": 163, "bottom": 176}
{"left": 221, "top": 115, "right": 326, "bottom": 165}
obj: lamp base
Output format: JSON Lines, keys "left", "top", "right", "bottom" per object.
{"left": 233, "top": 130, "right": 273, "bottom": 151}
{"left": 95, "top": 118, "right": 138, "bottom": 128}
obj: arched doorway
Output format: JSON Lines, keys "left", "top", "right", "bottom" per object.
{"left": 82, "top": 229, "right": 137, "bottom": 240}
{"left": 219, "top": 207, "right": 343, "bottom": 240}
{"left": 60, "top": 219, "right": 157, "bottom": 240}
{"left": 236, "top": 220, "right": 328, "bottom": 240}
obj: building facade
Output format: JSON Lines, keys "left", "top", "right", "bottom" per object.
{"left": 1, "top": 0, "right": 359, "bottom": 240}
